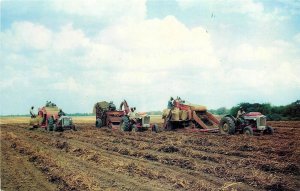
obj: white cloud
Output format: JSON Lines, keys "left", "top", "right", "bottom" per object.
{"left": 294, "top": 33, "right": 300, "bottom": 43}
{"left": 52, "top": 0, "right": 146, "bottom": 24}
{"left": 1, "top": 1, "right": 299, "bottom": 114}
{"left": 97, "top": 15, "right": 219, "bottom": 70}
{"left": 1, "top": 21, "right": 52, "bottom": 51}
{"left": 52, "top": 24, "right": 90, "bottom": 52}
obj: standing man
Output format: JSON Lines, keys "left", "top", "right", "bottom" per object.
{"left": 236, "top": 106, "right": 246, "bottom": 119}
{"left": 47, "top": 115, "right": 55, "bottom": 131}
{"left": 30, "top": 106, "right": 36, "bottom": 118}
{"left": 167, "top": 97, "right": 174, "bottom": 109}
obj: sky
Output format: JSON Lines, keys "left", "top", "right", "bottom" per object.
{"left": 1, "top": 0, "right": 300, "bottom": 115}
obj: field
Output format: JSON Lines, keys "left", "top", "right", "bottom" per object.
{"left": 1, "top": 116, "right": 300, "bottom": 191}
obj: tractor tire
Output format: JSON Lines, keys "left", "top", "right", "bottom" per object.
{"left": 119, "top": 122, "right": 125, "bottom": 131}
{"left": 53, "top": 125, "right": 58, "bottom": 131}
{"left": 263, "top": 126, "right": 274, "bottom": 135}
{"left": 96, "top": 119, "right": 102, "bottom": 128}
{"left": 152, "top": 124, "right": 159, "bottom": 133}
{"left": 243, "top": 126, "right": 254, "bottom": 136}
{"left": 132, "top": 125, "right": 138, "bottom": 132}
{"left": 219, "top": 116, "right": 236, "bottom": 135}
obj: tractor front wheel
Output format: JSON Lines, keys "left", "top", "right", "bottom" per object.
{"left": 132, "top": 125, "right": 138, "bottom": 132}
{"left": 152, "top": 124, "right": 159, "bottom": 133}
{"left": 263, "top": 126, "right": 274, "bottom": 135}
{"left": 219, "top": 117, "right": 236, "bottom": 135}
{"left": 96, "top": 119, "right": 102, "bottom": 128}
{"left": 243, "top": 126, "right": 254, "bottom": 136}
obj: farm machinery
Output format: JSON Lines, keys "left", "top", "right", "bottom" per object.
{"left": 93, "top": 100, "right": 158, "bottom": 132}
{"left": 162, "top": 98, "right": 219, "bottom": 132}
{"left": 219, "top": 112, "right": 274, "bottom": 135}
{"left": 29, "top": 102, "right": 76, "bottom": 131}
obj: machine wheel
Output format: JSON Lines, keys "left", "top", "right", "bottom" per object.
{"left": 263, "top": 126, "right": 274, "bottom": 135}
{"left": 219, "top": 117, "right": 236, "bottom": 135}
{"left": 96, "top": 118, "right": 102, "bottom": 128}
{"left": 152, "top": 124, "right": 159, "bottom": 133}
{"left": 132, "top": 125, "right": 138, "bottom": 132}
{"left": 47, "top": 125, "right": 54, "bottom": 131}
{"left": 243, "top": 126, "right": 254, "bottom": 136}
{"left": 119, "top": 121, "right": 125, "bottom": 131}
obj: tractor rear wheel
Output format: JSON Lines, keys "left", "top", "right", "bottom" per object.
{"left": 263, "top": 126, "right": 274, "bottom": 135}
{"left": 243, "top": 126, "right": 254, "bottom": 136}
{"left": 219, "top": 116, "right": 236, "bottom": 135}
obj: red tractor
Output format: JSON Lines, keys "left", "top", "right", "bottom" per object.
{"left": 93, "top": 100, "right": 158, "bottom": 132}
{"left": 29, "top": 103, "right": 75, "bottom": 131}
{"left": 219, "top": 112, "right": 274, "bottom": 135}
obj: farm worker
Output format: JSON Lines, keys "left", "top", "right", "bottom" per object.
{"left": 30, "top": 106, "right": 36, "bottom": 118}
{"left": 109, "top": 101, "right": 116, "bottom": 111}
{"left": 129, "top": 107, "right": 137, "bottom": 119}
{"left": 58, "top": 109, "right": 65, "bottom": 118}
{"left": 47, "top": 115, "right": 55, "bottom": 131}
{"left": 236, "top": 107, "right": 246, "bottom": 119}
{"left": 167, "top": 97, "right": 174, "bottom": 109}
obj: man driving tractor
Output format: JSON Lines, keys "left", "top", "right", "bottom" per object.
{"left": 236, "top": 106, "right": 246, "bottom": 119}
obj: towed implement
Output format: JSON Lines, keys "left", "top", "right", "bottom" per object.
{"left": 93, "top": 101, "right": 124, "bottom": 129}
{"left": 162, "top": 98, "right": 219, "bottom": 132}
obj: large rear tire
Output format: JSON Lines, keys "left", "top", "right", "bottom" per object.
{"left": 219, "top": 116, "right": 236, "bottom": 135}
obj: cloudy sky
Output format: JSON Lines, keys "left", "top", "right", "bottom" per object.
{"left": 1, "top": 0, "right": 300, "bottom": 115}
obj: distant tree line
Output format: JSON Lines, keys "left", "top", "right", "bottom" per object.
{"left": 209, "top": 100, "right": 300, "bottom": 121}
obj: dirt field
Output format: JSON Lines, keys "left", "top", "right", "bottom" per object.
{"left": 1, "top": 117, "right": 300, "bottom": 191}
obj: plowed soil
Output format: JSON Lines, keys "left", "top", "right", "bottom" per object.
{"left": 1, "top": 118, "right": 300, "bottom": 191}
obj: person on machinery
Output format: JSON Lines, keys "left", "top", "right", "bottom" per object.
{"left": 236, "top": 106, "right": 246, "bottom": 119}
{"left": 108, "top": 101, "right": 116, "bottom": 111}
{"left": 58, "top": 109, "right": 66, "bottom": 118}
{"left": 167, "top": 97, "right": 174, "bottom": 109}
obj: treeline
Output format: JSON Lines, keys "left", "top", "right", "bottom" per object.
{"left": 209, "top": 100, "right": 300, "bottom": 121}
{"left": 68, "top": 113, "right": 94, "bottom": 116}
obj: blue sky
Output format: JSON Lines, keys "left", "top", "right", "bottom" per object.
{"left": 1, "top": 0, "right": 300, "bottom": 115}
